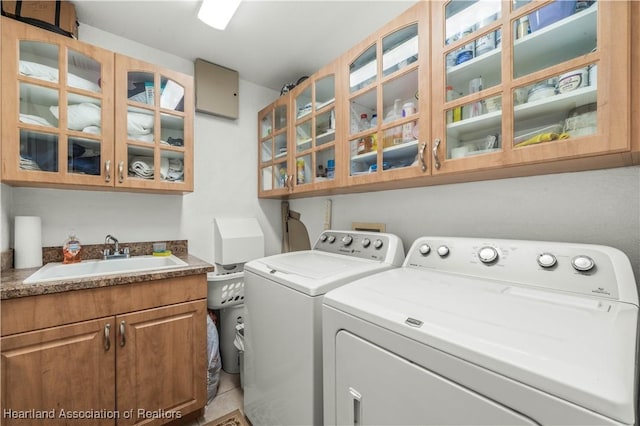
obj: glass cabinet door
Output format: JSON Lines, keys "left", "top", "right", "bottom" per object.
{"left": 258, "top": 97, "right": 290, "bottom": 195}
{"left": 348, "top": 12, "right": 427, "bottom": 182}
{"left": 511, "top": 0, "right": 598, "bottom": 150}
{"left": 438, "top": 0, "right": 503, "bottom": 167}
{"left": 433, "top": 0, "right": 629, "bottom": 172}
{"left": 115, "top": 54, "right": 192, "bottom": 191}
{"left": 291, "top": 69, "right": 337, "bottom": 191}
{"left": 1, "top": 18, "right": 114, "bottom": 187}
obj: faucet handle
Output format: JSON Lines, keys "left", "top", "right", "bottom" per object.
{"left": 123, "top": 247, "right": 130, "bottom": 257}
{"left": 103, "top": 248, "right": 110, "bottom": 259}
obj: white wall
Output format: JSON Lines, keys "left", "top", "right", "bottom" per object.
{"left": 1, "top": 24, "right": 282, "bottom": 264}
{"left": 290, "top": 166, "right": 640, "bottom": 282}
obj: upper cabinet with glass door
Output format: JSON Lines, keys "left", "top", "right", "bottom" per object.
{"left": 291, "top": 61, "right": 340, "bottom": 194}
{"left": 1, "top": 17, "right": 115, "bottom": 187}
{"left": 508, "top": 0, "right": 629, "bottom": 164}
{"left": 345, "top": 3, "right": 430, "bottom": 186}
{"left": 431, "top": 1, "right": 505, "bottom": 173}
{"left": 258, "top": 95, "right": 290, "bottom": 197}
{"left": 114, "top": 54, "right": 193, "bottom": 192}
{"left": 431, "top": 0, "right": 630, "bottom": 174}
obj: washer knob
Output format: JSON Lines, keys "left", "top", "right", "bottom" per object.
{"left": 478, "top": 246, "right": 498, "bottom": 263}
{"left": 319, "top": 234, "right": 328, "bottom": 242}
{"left": 362, "top": 238, "right": 371, "bottom": 248}
{"left": 341, "top": 235, "right": 353, "bottom": 246}
{"left": 418, "top": 244, "right": 431, "bottom": 256}
{"left": 537, "top": 253, "right": 557, "bottom": 268}
{"left": 373, "top": 239, "right": 384, "bottom": 249}
{"left": 327, "top": 235, "right": 336, "bottom": 243}
{"left": 437, "top": 245, "right": 450, "bottom": 257}
{"left": 572, "top": 255, "right": 595, "bottom": 272}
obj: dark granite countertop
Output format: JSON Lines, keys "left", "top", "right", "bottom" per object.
{"left": 1, "top": 254, "right": 214, "bottom": 300}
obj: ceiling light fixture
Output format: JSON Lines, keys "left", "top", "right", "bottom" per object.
{"left": 198, "top": 0, "right": 242, "bottom": 30}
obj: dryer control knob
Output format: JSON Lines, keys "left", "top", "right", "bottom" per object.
{"left": 419, "top": 244, "right": 431, "bottom": 256}
{"left": 478, "top": 246, "right": 498, "bottom": 263}
{"left": 537, "top": 253, "right": 557, "bottom": 268}
{"left": 342, "top": 235, "right": 353, "bottom": 246}
{"left": 362, "top": 238, "right": 371, "bottom": 248}
{"left": 373, "top": 239, "right": 384, "bottom": 249}
{"left": 327, "top": 235, "right": 336, "bottom": 243}
{"left": 572, "top": 255, "right": 595, "bottom": 272}
{"left": 319, "top": 234, "right": 328, "bottom": 242}
{"left": 437, "top": 245, "right": 450, "bottom": 257}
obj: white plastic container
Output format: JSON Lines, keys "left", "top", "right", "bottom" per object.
{"left": 558, "top": 68, "right": 589, "bottom": 94}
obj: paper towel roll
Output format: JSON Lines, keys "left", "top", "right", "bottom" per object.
{"left": 14, "top": 216, "right": 43, "bottom": 269}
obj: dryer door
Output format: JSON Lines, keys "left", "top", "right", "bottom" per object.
{"left": 335, "top": 331, "right": 537, "bottom": 425}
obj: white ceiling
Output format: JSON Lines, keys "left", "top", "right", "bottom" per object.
{"left": 74, "top": 0, "right": 418, "bottom": 92}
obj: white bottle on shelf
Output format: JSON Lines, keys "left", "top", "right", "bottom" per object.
{"left": 359, "top": 113, "right": 370, "bottom": 131}
{"left": 401, "top": 102, "right": 416, "bottom": 141}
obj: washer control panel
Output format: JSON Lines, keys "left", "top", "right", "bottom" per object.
{"left": 405, "top": 237, "right": 637, "bottom": 303}
{"left": 314, "top": 230, "right": 405, "bottom": 264}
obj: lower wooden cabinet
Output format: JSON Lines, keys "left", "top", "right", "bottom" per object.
{"left": 1, "top": 276, "right": 207, "bottom": 426}
{"left": 117, "top": 301, "right": 207, "bottom": 426}
{"left": 2, "top": 317, "right": 116, "bottom": 426}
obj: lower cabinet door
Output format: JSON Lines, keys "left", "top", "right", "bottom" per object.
{"left": 116, "top": 300, "right": 207, "bottom": 426}
{"left": 1, "top": 317, "right": 116, "bottom": 426}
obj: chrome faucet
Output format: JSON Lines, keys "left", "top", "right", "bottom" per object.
{"left": 104, "top": 234, "right": 130, "bottom": 259}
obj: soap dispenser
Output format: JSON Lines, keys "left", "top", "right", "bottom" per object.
{"left": 63, "top": 230, "right": 82, "bottom": 264}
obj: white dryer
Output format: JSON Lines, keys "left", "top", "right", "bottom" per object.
{"left": 243, "top": 230, "right": 405, "bottom": 426}
{"left": 323, "top": 237, "right": 639, "bottom": 425}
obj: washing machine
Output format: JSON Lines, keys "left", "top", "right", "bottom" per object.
{"left": 243, "top": 230, "right": 405, "bottom": 426}
{"left": 323, "top": 236, "right": 639, "bottom": 425}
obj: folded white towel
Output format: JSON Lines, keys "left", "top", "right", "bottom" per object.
{"left": 161, "top": 158, "right": 184, "bottom": 181}
{"left": 19, "top": 156, "right": 41, "bottom": 170}
{"left": 129, "top": 156, "right": 154, "bottom": 179}
{"left": 129, "top": 157, "right": 184, "bottom": 181}
{"left": 20, "top": 113, "right": 54, "bottom": 127}
{"left": 130, "top": 133, "right": 154, "bottom": 142}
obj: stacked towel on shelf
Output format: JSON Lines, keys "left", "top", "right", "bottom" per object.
{"left": 20, "top": 113, "right": 54, "bottom": 127}
{"left": 129, "top": 156, "right": 154, "bottom": 179}
{"left": 128, "top": 157, "right": 184, "bottom": 181}
{"left": 19, "top": 156, "right": 41, "bottom": 170}
{"left": 161, "top": 158, "right": 184, "bottom": 182}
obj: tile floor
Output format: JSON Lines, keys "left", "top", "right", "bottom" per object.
{"left": 183, "top": 370, "right": 244, "bottom": 426}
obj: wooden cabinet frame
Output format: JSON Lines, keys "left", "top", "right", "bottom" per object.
{"left": 1, "top": 17, "right": 194, "bottom": 194}
{"left": 1, "top": 17, "right": 115, "bottom": 188}
{"left": 258, "top": 0, "right": 637, "bottom": 199}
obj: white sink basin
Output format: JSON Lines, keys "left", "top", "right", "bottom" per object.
{"left": 23, "top": 255, "right": 188, "bottom": 284}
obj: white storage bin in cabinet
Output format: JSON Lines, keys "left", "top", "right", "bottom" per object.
{"left": 207, "top": 271, "right": 244, "bottom": 309}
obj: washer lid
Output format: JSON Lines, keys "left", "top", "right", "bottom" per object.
{"left": 323, "top": 268, "right": 639, "bottom": 425}
{"left": 245, "top": 251, "right": 394, "bottom": 296}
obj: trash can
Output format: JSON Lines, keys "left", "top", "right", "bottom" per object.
{"left": 220, "top": 304, "right": 244, "bottom": 374}
{"left": 234, "top": 321, "right": 245, "bottom": 389}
